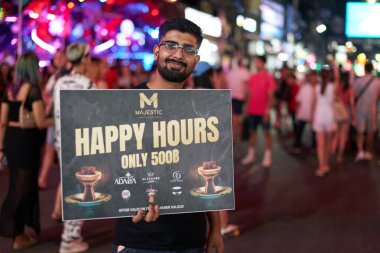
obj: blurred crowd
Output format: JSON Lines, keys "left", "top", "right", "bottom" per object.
{"left": 0, "top": 45, "right": 379, "bottom": 252}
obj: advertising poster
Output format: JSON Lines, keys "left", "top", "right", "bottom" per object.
{"left": 60, "top": 89, "right": 234, "bottom": 220}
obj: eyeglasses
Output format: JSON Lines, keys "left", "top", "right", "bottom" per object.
{"left": 159, "top": 41, "right": 199, "bottom": 57}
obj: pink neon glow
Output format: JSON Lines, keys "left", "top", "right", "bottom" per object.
{"left": 5, "top": 16, "right": 17, "bottom": 22}
{"left": 11, "top": 38, "right": 17, "bottom": 45}
{"left": 29, "top": 11, "right": 39, "bottom": 19}
{"left": 46, "top": 13, "right": 56, "bottom": 20}
{"left": 94, "top": 39, "right": 115, "bottom": 54}
{"left": 31, "top": 29, "right": 56, "bottom": 54}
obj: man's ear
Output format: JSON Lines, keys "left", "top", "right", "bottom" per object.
{"left": 195, "top": 55, "right": 200, "bottom": 66}
{"left": 153, "top": 45, "right": 159, "bottom": 61}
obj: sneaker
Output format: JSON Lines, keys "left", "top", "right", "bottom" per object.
{"left": 261, "top": 153, "right": 272, "bottom": 168}
{"left": 241, "top": 153, "right": 255, "bottom": 165}
{"left": 365, "top": 152, "right": 373, "bottom": 161}
{"left": 221, "top": 224, "right": 239, "bottom": 236}
{"left": 59, "top": 239, "right": 89, "bottom": 253}
{"left": 355, "top": 151, "right": 365, "bottom": 162}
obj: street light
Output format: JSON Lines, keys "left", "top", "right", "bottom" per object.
{"left": 316, "top": 24, "right": 327, "bottom": 33}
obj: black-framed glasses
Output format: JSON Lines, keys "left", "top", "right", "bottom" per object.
{"left": 159, "top": 41, "right": 199, "bottom": 57}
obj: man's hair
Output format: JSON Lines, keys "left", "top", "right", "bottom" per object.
{"left": 255, "top": 55, "right": 267, "bottom": 64}
{"left": 159, "top": 18, "right": 203, "bottom": 47}
{"left": 365, "top": 62, "right": 374, "bottom": 74}
{"left": 66, "top": 43, "right": 89, "bottom": 66}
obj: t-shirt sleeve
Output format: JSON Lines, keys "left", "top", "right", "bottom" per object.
{"left": 28, "top": 86, "right": 43, "bottom": 103}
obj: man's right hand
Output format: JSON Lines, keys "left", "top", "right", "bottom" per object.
{"left": 132, "top": 204, "right": 160, "bottom": 223}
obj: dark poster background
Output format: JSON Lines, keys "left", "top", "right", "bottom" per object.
{"left": 60, "top": 89, "right": 234, "bottom": 220}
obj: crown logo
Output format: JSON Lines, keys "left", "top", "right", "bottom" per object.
{"left": 147, "top": 172, "right": 154, "bottom": 177}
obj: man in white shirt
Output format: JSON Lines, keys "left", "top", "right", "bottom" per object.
{"left": 293, "top": 71, "right": 317, "bottom": 153}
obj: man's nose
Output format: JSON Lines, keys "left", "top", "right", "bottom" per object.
{"left": 172, "top": 47, "right": 185, "bottom": 59}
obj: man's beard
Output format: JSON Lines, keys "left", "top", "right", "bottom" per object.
{"left": 157, "top": 58, "right": 191, "bottom": 83}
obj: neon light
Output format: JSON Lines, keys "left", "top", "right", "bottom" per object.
{"left": 31, "top": 29, "right": 57, "bottom": 54}
{"left": 68, "top": 2, "right": 75, "bottom": 9}
{"left": 39, "top": 60, "right": 49, "bottom": 68}
{"left": 151, "top": 9, "right": 159, "bottom": 16}
{"left": 49, "top": 17, "right": 65, "bottom": 36}
{"left": 94, "top": 39, "right": 115, "bottom": 54}
{"left": 46, "top": 13, "right": 56, "bottom": 20}
{"left": 29, "top": 11, "right": 39, "bottom": 19}
{"left": 5, "top": 16, "right": 17, "bottom": 22}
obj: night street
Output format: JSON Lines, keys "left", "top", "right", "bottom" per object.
{"left": 1, "top": 133, "right": 380, "bottom": 253}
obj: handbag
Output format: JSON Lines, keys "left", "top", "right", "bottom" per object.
{"left": 333, "top": 98, "right": 349, "bottom": 122}
{"left": 19, "top": 85, "right": 37, "bottom": 129}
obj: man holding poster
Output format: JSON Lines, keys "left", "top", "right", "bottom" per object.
{"left": 113, "top": 18, "right": 224, "bottom": 253}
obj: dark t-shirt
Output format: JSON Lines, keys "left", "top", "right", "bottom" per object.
{"left": 3, "top": 85, "right": 42, "bottom": 122}
{"left": 114, "top": 82, "right": 207, "bottom": 250}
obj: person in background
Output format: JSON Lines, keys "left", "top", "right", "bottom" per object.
{"left": 38, "top": 50, "right": 69, "bottom": 191}
{"left": 274, "top": 66, "right": 292, "bottom": 132}
{"left": 293, "top": 71, "right": 318, "bottom": 154}
{"left": 104, "top": 59, "right": 119, "bottom": 89}
{"left": 353, "top": 62, "right": 380, "bottom": 162}
{"left": 241, "top": 55, "right": 275, "bottom": 168}
{"left": 0, "top": 52, "right": 54, "bottom": 250}
{"left": 286, "top": 73, "right": 300, "bottom": 134}
{"left": 330, "top": 69, "right": 354, "bottom": 163}
{"left": 194, "top": 60, "right": 239, "bottom": 238}
{"left": 225, "top": 59, "right": 250, "bottom": 143}
{"left": 87, "top": 57, "right": 108, "bottom": 89}
{"left": 54, "top": 43, "right": 93, "bottom": 253}
{"left": 117, "top": 65, "right": 132, "bottom": 89}
{"left": 311, "top": 69, "right": 336, "bottom": 177}
{"left": 0, "top": 62, "right": 13, "bottom": 103}
{"left": 213, "top": 67, "right": 228, "bottom": 90}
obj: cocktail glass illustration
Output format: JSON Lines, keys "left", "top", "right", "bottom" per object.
{"left": 197, "top": 161, "right": 221, "bottom": 194}
{"left": 75, "top": 166, "right": 102, "bottom": 202}
{"left": 146, "top": 186, "right": 157, "bottom": 204}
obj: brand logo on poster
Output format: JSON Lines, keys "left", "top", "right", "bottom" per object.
{"left": 172, "top": 186, "right": 182, "bottom": 195}
{"left": 136, "top": 93, "right": 162, "bottom": 116}
{"left": 121, "top": 190, "right": 131, "bottom": 200}
{"left": 170, "top": 171, "right": 183, "bottom": 183}
{"left": 140, "top": 93, "right": 158, "bottom": 109}
{"left": 142, "top": 171, "right": 160, "bottom": 184}
{"left": 114, "top": 172, "right": 137, "bottom": 185}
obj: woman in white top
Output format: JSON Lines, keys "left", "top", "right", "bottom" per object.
{"left": 312, "top": 69, "right": 336, "bottom": 176}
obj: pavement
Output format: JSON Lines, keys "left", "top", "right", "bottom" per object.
{"left": 1, "top": 131, "right": 380, "bottom": 253}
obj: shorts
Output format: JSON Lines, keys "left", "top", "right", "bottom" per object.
{"left": 356, "top": 112, "right": 377, "bottom": 133}
{"left": 249, "top": 115, "right": 270, "bottom": 132}
{"left": 312, "top": 108, "right": 336, "bottom": 132}
{"left": 312, "top": 121, "right": 337, "bottom": 132}
{"left": 232, "top": 99, "right": 244, "bottom": 115}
